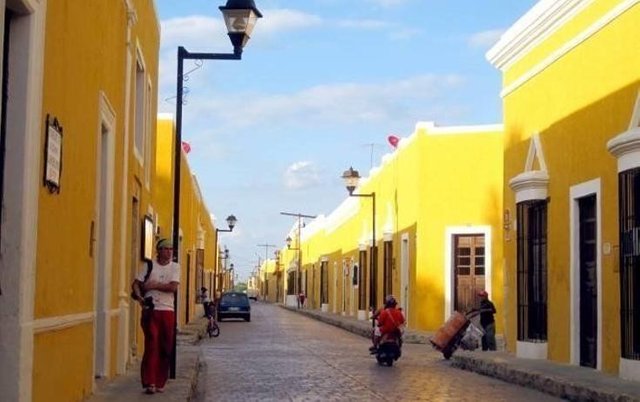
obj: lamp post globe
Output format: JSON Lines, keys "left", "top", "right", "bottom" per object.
{"left": 219, "top": 0, "right": 263, "bottom": 53}
{"left": 226, "top": 214, "right": 237, "bottom": 230}
{"left": 341, "top": 166, "right": 361, "bottom": 195}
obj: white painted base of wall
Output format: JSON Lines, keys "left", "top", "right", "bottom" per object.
{"left": 357, "top": 310, "right": 367, "bottom": 320}
{"left": 194, "top": 304, "right": 204, "bottom": 318}
{"left": 321, "top": 303, "right": 329, "bottom": 312}
{"left": 286, "top": 295, "right": 298, "bottom": 307}
{"left": 516, "top": 341, "right": 548, "bottom": 359}
{"left": 619, "top": 358, "right": 640, "bottom": 382}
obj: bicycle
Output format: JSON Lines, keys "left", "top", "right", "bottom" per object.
{"left": 205, "top": 303, "right": 220, "bottom": 338}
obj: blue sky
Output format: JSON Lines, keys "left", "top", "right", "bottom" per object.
{"left": 155, "top": 0, "right": 536, "bottom": 281}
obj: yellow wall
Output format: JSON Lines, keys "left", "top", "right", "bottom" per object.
{"left": 297, "top": 124, "right": 503, "bottom": 334}
{"left": 35, "top": 0, "right": 159, "bottom": 400}
{"left": 496, "top": 1, "right": 639, "bottom": 373}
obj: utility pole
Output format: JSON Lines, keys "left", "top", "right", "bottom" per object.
{"left": 280, "top": 212, "right": 317, "bottom": 302}
{"left": 257, "top": 243, "right": 276, "bottom": 300}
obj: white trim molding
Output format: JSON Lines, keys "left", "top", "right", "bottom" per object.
{"left": 607, "top": 128, "right": 640, "bottom": 173}
{"left": 33, "top": 312, "right": 95, "bottom": 334}
{"left": 0, "top": 2, "right": 47, "bottom": 401}
{"left": 607, "top": 91, "right": 640, "bottom": 172}
{"left": 510, "top": 134, "right": 550, "bottom": 203}
{"left": 487, "top": 0, "right": 594, "bottom": 71}
{"left": 510, "top": 171, "right": 550, "bottom": 203}
{"left": 492, "top": 0, "right": 640, "bottom": 98}
{"left": 444, "top": 226, "right": 493, "bottom": 321}
{"left": 569, "top": 178, "right": 602, "bottom": 370}
{"left": 517, "top": 341, "right": 548, "bottom": 359}
{"left": 620, "top": 358, "right": 640, "bottom": 382}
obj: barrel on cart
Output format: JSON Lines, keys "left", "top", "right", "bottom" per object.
{"left": 429, "top": 311, "right": 471, "bottom": 359}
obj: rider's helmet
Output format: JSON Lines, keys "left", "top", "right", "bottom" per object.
{"left": 384, "top": 294, "right": 397, "bottom": 308}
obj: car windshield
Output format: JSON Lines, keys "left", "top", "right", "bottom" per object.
{"left": 220, "top": 293, "right": 249, "bottom": 307}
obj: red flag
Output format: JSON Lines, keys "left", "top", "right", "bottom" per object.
{"left": 387, "top": 135, "right": 399, "bottom": 149}
{"left": 181, "top": 141, "right": 191, "bottom": 154}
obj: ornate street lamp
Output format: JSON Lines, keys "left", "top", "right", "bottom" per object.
{"left": 171, "top": 0, "right": 260, "bottom": 378}
{"left": 341, "top": 167, "right": 376, "bottom": 321}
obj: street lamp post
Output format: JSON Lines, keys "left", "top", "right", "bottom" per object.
{"left": 341, "top": 167, "right": 376, "bottom": 325}
{"left": 170, "top": 0, "right": 261, "bottom": 379}
{"left": 215, "top": 215, "right": 237, "bottom": 293}
{"left": 281, "top": 211, "right": 316, "bottom": 306}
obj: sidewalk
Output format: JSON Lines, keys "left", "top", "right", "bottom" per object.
{"left": 283, "top": 305, "right": 640, "bottom": 402}
{"left": 86, "top": 317, "right": 208, "bottom": 402}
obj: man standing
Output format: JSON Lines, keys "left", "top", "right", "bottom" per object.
{"left": 131, "top": 238, "right": 180, "bottom": 394}
{"left": 476, "top": 290, "right": 497, "bottom": 351}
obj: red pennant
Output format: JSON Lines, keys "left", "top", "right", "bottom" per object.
{"left": 387, "top": 135, "right": 399, "bottom": 149}
{"left": 181, "top": 141, "right": 191, "bottom": 154}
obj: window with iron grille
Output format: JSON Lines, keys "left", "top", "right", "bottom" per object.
{"left": 383, "top": 241, "right": 393, "bottom": 298}
{"left": 517, "top": 199, "right": 548, "bottom": 341}
{"left": 287, "top": 272, "right": 295, "bottom": 295}
{"left": 619, "top": 167, "right": 640, "bottom": 360}
{"left": 359, "top": 250, "right": 367, "bottom": 309}
{"left": 320, "top": 261, "right": 329, "bottom": 304}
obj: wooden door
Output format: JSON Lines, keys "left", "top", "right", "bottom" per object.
{"left": 454, "top": 234, "right": 485, "bottom": 312}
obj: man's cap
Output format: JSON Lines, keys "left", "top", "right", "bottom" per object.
{"left": 156, "top": 238, "right": 173, "bottom": 249}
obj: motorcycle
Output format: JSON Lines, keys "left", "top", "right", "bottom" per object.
{"left": 375, "top": 333, "right": 402, "bottom": 366}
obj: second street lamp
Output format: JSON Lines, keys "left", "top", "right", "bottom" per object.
{"left": 215, "top": 215, "right": 237, "bottom": 293}
{"left": 341, "top": 167, "right": 376, "bottom": 325}
{"left": 281, "top": 211, "right": 316, "bottom": 307}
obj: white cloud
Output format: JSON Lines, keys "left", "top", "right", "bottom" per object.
{"left": 284, "top": 161, "right": 322, "bottom": 190}
{"left": 257, "top": 9, "right": 324, "bottom": 34}
{"left": 188, "top": 73, "right": 465, "bottom": 129}
{"left": 337, "top": 19, "right": 391, "bottom": 30}
{"left": 468, "top": 29, "right": 505, "bottom": 49}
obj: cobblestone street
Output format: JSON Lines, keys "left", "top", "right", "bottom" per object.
{"left": 195, "top": 303, "right": 561, "bottom": 401}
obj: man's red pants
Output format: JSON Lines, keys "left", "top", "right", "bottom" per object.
{"left": 141, "top": 310, "right": 175, "bottom": 389}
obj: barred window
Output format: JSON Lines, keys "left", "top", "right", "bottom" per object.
{"left": 620, "top": 167, "right": 640, "bottom": 360}
{"left": 359, "top": 250, "right": 367, "bottom": 309}
{"left": 286, "top": 272, "right": 295, "bottom": 295}
{"left": 517, "top": 200, "right": 548, "bottom": 341}
{"left": 383, "top": 241, "right": 393, "bottom": 298}
{"left": 320, "top": 261, "right": 329, "bottom": 304}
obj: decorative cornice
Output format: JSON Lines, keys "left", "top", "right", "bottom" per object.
{"left": 607, "top": 127, "right": 640, "bottom": 172}
{"left": 509, "top": 170, "right": 550, "bottom": 203}
{"left": 487, "top": 0, "right": 592, "bottom": 70}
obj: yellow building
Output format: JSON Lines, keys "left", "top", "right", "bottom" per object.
{"left": 294, "top": 123, "right": 504, "bottom": 334}
{"left": 154, "top": 114, "right": 223, "bottom": 328}
{"left": 488, "top": 0, "right": 640, "bottom": 380}
{"left": 0, "top": 1, "right": 160, "bottom": 401}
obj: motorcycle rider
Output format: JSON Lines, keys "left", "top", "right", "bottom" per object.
{"left": 369, "top": 295, "right": 405, "bottom": 353}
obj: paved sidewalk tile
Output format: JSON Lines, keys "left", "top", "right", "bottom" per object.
{"left": 283, "top": 305, "right": 640, "bottom": 402}
{"left": 86, "top": 318, "right": 207, "bottom": 402}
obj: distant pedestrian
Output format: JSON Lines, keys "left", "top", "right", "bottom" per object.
{"left": 131, "top": 238, "right": 180, "bottom": 395}
{"left": 476, "top": 290, "right": 497, "bottom": 351}
{"left": 200, "top": 287, "right": 212, "bottom": 318}
{"left": 298, "top": 292, "right": 306, "bottom": 309}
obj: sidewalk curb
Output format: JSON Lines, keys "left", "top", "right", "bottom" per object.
{"left": 450, "top": 354, "right": 640, "bottom": 402}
